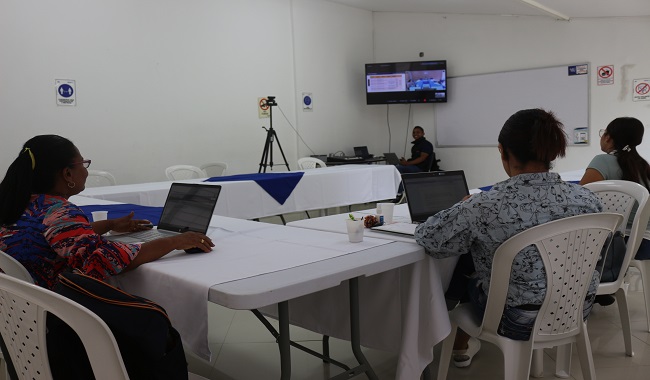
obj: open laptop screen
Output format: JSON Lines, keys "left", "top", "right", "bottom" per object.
{"left": 402, "top": 170, "right": 469, "bottom": 223}
{"left": 157, "top": 183, "right": 221, "bottom": 233}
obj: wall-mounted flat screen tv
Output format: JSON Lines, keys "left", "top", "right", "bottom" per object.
{"left": 365, "top": 60, "right": 447, "bottom": 105}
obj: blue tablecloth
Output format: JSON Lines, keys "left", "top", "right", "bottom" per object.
{"left": 79, "top": 204, "right": 164, "bottom": 225}
{"left": 204, "top": 172, "right": 305, "bottom": 205}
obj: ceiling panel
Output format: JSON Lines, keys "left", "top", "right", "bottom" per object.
{"left": 326, "top": 0, "right": 650, "bottom": 18}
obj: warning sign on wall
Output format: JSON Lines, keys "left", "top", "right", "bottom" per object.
{"left": 633, "top": 79, "right": 650, "bottom": 102}
{"left": 258, "top": 97, "right": 270, "bottom": 118}
{"left": 597, "top": 65, "right": 614, "bottom": 86}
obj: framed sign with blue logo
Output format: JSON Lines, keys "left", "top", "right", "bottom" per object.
{"left": 56, "top": 79, "right": 76, "bottom": 106}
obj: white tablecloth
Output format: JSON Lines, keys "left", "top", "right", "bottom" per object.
{"left": 110, "top": 216, "right": 395, "bottom": 361}
{"left": 287, "top": 206, "right": 458, "bottom": 380}
{"left": 80, "top": 165, "right": 401, "bottom": 220}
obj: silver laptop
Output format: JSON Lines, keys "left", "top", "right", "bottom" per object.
{"left": 372, "top": 170, "right": 469, "bottom": 236}
{"left": 106, "top": 183, "right": 221, "bottom": 244}
{"left": 383, "top": 152, "right": 400, "bottom": 165}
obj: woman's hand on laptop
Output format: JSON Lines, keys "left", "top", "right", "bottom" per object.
{"left": 91, "top": 211, "right": 153, "bottom": 235}
{"left": 172, "top": 232, "right": 214, "bottom": 253}
{"left": 109, "top": 211, "right": 154, "bottom": 233}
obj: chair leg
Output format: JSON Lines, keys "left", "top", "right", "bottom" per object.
{"left": 574, "top": 324, "right": 596, "bottom": 380}
{"left": 500, "top": 341, "right": 531, "bottom": 380}
{"left": 554, "top": 343, "right": 572, "bottom": 378}
{"left": 530, "top": 349, "right": 544, "bottom": 378}
{"left": 615, "top": 286, "right": 634, "bottom": 356}
{"left": 436, "top": 327, "right": 457, "bottom": 380}
{"left": 633, "top": 260, "right": 650, "bottom": 332}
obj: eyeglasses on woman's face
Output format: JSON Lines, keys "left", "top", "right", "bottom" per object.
{"left": 599, "top": 129, "right": 607, "bottom": 137}
{"left": 69, "top": 159, "right": 91, "bottom": 168}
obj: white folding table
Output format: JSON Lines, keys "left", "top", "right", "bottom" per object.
{"left": 99, "top": 213, "right": 441, "bottom": 380}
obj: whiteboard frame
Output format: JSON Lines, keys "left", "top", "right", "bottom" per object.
{"left": 434, "top": 63, "right": 590, "bottom": 147}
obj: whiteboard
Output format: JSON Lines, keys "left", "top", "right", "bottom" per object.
{"left": 435, "top": 64, "right": 590, "bottom": 147}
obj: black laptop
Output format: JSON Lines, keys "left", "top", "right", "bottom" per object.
{"left": 383, "top": 152, "right": 400, "bottom": 165}
{"left": 107, "top": 183, "right": 221, "bottom": 244}
{"left": 353, "top": 146, "right": 374, "bottom": 159}
{"left": 372, "top": 170, "right": 469, "bottom": 235}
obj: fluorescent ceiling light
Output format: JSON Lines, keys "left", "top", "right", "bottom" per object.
{"left": 519, "top": 0, "right": 570, "bottom": 20}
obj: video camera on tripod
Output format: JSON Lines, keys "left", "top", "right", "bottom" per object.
{"left": 264, "top": 96, "right": 277, "bottom": 107}
{"left": 258, "top": 96, "right": 290, "bottom": 173}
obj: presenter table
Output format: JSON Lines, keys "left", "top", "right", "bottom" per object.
{"left": 99, "top": 214, "right": 451, "bottom": 380}
{"left": 79, "top": 165, "right": 401, "bottom": 220}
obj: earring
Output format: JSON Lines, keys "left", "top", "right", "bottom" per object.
{"left": 67, "top": 181, "right": 76, "bottom": 189}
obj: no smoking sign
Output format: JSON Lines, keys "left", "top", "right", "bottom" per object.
{"left": 597, "top": 65, "right": 614, "bottom": 86}
{"left": 633, "top": 79, "right": 650, "bottom": 102}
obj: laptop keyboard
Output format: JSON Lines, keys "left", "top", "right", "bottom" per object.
{"left": 118, "top": 229, "right": 173, "bottom": 242}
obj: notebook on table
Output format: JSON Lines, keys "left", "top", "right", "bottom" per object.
{"left": 372, "top": 170, "right": 469, "bottom": 236}
{"left": 383, "top": 152, "right": 400, "bottom": 165}
{"left": 106, "top": 183, "right": 221, "bottom": 244}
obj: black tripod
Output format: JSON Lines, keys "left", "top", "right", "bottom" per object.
{"left": 258, "top": 96, "right": 290, "bottom": 173}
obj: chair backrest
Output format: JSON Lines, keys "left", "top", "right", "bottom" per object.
{"left": 0, "top": 273, "right": 129, "bottom": 380}
{"left": 165, "top": 165, "right": 205, "bottom": 180}
{"left": 427, "top": 152, "right": 441, "bottom": 171}
{"left": 0, "top": 250, "right": 34, "bottom": 283}
{"left": 584, "top": 180, "right": 650, "bottom": 292}
{"left": 297, "top": 157, "right": 326, "bottom": 169}
{"left": 481, "top": 213, "right": 622, "bottom": 343}
{"left": 86, "top": 170, "right": 117, "bottom": 187}
{"left": 200, "top": 162, "right": 228, "bottom": 177}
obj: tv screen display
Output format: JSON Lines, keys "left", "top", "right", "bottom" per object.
{"left": 365, "top": 60, "right": 447, "bottom": 105}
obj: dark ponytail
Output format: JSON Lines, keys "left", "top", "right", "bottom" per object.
{"left": 498, "top": 109, "right": 567, "bottom": 169}
{"left": 0, "top": 135, "right": 77, "bottom": 225}
{"left": 605, "top": 117, "right": 650, "bottom": 190}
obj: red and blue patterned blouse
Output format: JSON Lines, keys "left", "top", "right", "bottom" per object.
{"left": 0, "top": 194, "right": 140, "bottom": 289}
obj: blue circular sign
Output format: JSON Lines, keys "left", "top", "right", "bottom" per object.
{"left": 58, "top": 84, "right": 74, "bottom": 98}
{"left": 303, "top": 96, "right": 312, "bottom": 106}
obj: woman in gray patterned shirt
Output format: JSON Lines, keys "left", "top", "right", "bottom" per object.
{"left": 415, "top": 109, "right": 603, "bottom": 368}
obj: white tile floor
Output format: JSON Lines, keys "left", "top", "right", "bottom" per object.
{"left": 184, "top": 208, "right": 650, "bottom": 379}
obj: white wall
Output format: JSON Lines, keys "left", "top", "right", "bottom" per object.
{"left": 3, "top": 3, "right": 649, "bottom": 190}
{"left": 291, "top": 0, "right": 381, "bottom": 157}
{"left": 372, "top": 13, "right": 650, "bottom": 188}
{"left": 0, "top": 0, "right": 376, "bottom": 184}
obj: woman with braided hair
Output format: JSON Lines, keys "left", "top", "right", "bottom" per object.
{"left": 0, "top": 135, "right": 213, "bottom": 289}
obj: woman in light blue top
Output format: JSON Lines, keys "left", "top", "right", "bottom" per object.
{"left": 580, "top": 117, "right": 650, "bottom": 260}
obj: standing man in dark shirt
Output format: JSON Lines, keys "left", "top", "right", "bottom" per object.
{"left": 397, "top": 126, "right": 435, "bottom": 173}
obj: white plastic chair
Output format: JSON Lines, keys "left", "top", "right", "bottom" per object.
{"left": 297, "top": 157, "right": 327, "bottom": 169}
{"left": 436, "top": 213, "right": 622, "bottom": 380}
{"left": 0, "top": 273, "right": 209, "bottom": 380}
{"left": 86, "top": 170, "right": 117, "bottom": 187}
{"left": 543, "top": 180, "right": 650, "bottom": 377}
{"left": 0, "top": 250, "right": 34, "bottom": 379}
{"left": 165, "top": 165, "right": 206, "bottom": 180}
{"left": 0, "top": 272, "right": 130, "bottom": 379}
{"left": 0, "top": 250, "right": 34, "bottom": 284}
{"left": 200, "top": 162, "right": 228, "bottom": 177}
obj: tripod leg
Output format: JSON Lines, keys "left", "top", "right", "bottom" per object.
{"left": 268, "top": 132, "right": 274, "bottom": 171}
{"left": 271, "top": 130, "right": 291, "bottom": 171}
{"left": 259, "top": 129, "right": 273, "bottom": 173}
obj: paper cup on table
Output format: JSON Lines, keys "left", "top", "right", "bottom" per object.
{"left": 91, "top": 211, "right": 108, "bottom": 222}
{"left": 377, "top": 203, "right": 394, "bottom": 224}
{"left": 346, "top": 219, "right": 364, "bottom": 243}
